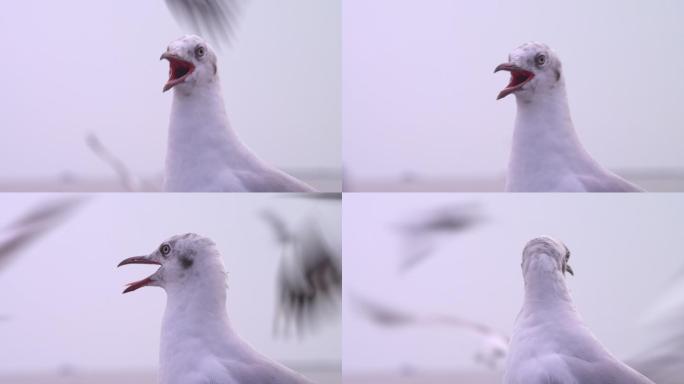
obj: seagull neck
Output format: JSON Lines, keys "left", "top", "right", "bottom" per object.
{"left": 165, "top": 278, "right": 229, "bottom": 322}
{"left": 511, "top": 87, "right": 591, "bottom": 169}
{"left": 522, "top": 268, "right": 573, "bottom": 308}
{"left": 167, "top": 82, "right": 253, "bottom": 167}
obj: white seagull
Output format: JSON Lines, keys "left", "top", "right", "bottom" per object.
{"left": 160, "top": 35, "right": 316, "bottom": 192}
{"left": 495, "top": 42, "right": 644, "bottom": 192}
{"left": 504, "top": 236, "right": 654, "bottom": 384}
{"left": 118, "top": 233, "right": 314, "bottom": 384}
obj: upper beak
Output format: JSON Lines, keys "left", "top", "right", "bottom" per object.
{"left": 117, "top": 255, "right": 162, "bottom": 294}
{"left": 159, "top": 52, "right": 175, "bottom": 62}
{"left": 118, "top": 255, "right": 161, "bottom": 267}
{"left": 493, "top": 63, "right": 520, "bottom": 74}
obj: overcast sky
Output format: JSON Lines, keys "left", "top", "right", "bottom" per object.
{"left": 0, "top": 0, "right": 340, "bottom": 181}
{"left": 0, "top": 194, "right": 340, "bottom": 373}
{"left": 343, "top": 194, "right": 684, "bottom": 373}
{"left": 343, "top": 0, "right": 684, "bottom": 181}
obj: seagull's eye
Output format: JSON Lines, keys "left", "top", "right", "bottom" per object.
{"left": 160, "top": 243, "right": 171, "bottom": 256}
{"left": 535, "top": 54, "right": 547, "bottom": 66}
{"left": 195, "top": 46, "right": 206, "bottom": 58}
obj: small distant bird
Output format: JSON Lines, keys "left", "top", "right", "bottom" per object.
{"left": 261, "top": 210, "right": 341, "bottom": 336}
{"left": 352, "top": 294, "right": 509, "bottom": 370}
{"left": 0, "top": 197, "right": 84, "bottom": 271}
{"left": 118, "top": 233, "right": 313, "bottom": 384}
{"left": 165, "top": 0, "right": 240, "bottom": 46}
{"left": 394, "top": 203, "right": 484, "bottom": 272}
{"left": 495, "top": 42, "right": 643, "bottom": 192}
{"left": 160, "top": 35, "right": 315, "bottom": 192}
{"left": 504, "top": 236, "right": 653, "bottom": 384}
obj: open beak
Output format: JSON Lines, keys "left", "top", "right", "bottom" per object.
{"left": 494, "top": 63, "right": 535, "bottom": 100}
{"left": 160, "top": 52, "right": 195, "bottom": 92}
{"left": 117, "top": 255, "right": 162, "bottom": 294}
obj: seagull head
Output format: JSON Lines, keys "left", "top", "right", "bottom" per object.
{"left": 521, "top": 236, "right": 574, "bottom": 277}
{"left": 494, "top": 42, "right": 563, "bottom": 101}
{"left": 160, "top": 35, "right": 219, "bottom": 93}
{"left": 118, "top": 233, "right": 226, "bottom": 294}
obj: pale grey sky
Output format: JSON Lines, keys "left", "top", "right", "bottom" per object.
{"left": 0, "top": 0, "right": 340, "bottom": 180}
{"left": 343, "top": 0, "right": 684, "bottom": 182}
{"left": 0, "top": 194, "right": 340, "bottom": 373}
{"left": 343, "top": 194, "right": 684, "bottom": 373}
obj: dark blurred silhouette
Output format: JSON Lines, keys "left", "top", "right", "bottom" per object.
{"left": 0, "top": 197, "right": 85, "bottom": 271}
{"left": 165, "top": 0, "right": 242, "bottom": 46}
{"left": 261, "top": 209, "right": 341, "bottom": 337}
{"left": 393, "top": 203, "right": 485, "bottom": 272}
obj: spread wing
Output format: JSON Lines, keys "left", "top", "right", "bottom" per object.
{"left": 262, "top": 211, "right": 341, "bottom": 336}
{"left": 165, "top": 0, "right": 241, "bottom": 45}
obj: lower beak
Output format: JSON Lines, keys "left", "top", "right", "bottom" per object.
{"left": 117, "top": 255, "right": 162, "bottom": 294}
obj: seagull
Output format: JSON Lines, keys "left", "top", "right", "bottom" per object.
{"left": 165, "top": 0, "right": 240, "bottom": 46}
{"left": 118, "top": 233, "right": 314, "bottom": 384}
{"left": 495, "top": 42, "right": 644, "bottom": 192}
{"left": 160, "top": 35, "right": 316, "bottom": 192}
{"left": 261, "top": 210, "right": 341, "bottom": 336}
{"left": 352, "top": 294, "right": 509, "bottom": 370}
{"left": 393, "top": 203, "right": 484, "bottom": 272}
{"left": 504, "top": 236, "right": 654, "bottom": 384}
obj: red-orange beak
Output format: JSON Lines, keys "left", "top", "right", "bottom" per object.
{"left": 160, "top": 53, "right": 195, "bottom": 92}
{"left": 494, "top": 63, "right": 535, "bottom": 100}
{"left": 117, "top": 255, "right": 162, "bottom": 294}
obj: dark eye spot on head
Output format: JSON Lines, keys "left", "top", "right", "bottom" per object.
{"left": 555, "top": 69, "right": 561, "bottom": 82}
{"left": 180, "top": 256, "right": 193, "bottom": 269}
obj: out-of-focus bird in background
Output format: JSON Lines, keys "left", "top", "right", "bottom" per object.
{"left": 352, "top": 294, "right": 509, "bottom": 370}
{"left": 261, "top": 209, "right": 341, "bottom": 337}
{"left": 627, "top": 268, "right": 684, "bottom": 384}
{"left": 0, "top": 197, "right": 85, "bottom": 271}
{"left": 165, "top": 0, "right": 242, "bottom": 46}
{"left": 86, "top": 133, "right": 142, "bottom": 192}
{"left": 0, "top": 197, "right": 85, "bottom": 321}
{"left": 393, "top": 203, "right": 485, "bottom": 273}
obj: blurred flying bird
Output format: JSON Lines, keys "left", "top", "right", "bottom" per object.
{"left": 281, "top": 193, "right": 342, "bottom": 201}
{"left": 86, "top": 133, "right": 140, "bottom": 192}
{"left": 393, "top": 203, "right": 485, "bottom": 272}
{"left": 352, "top": 294, "right": 509, "bottom": 370}
{"left": 165, "top": 0, "right": 241, "bottom": 46}
{"left": 261, "top": 209, "right": 341, "bottom": 336}
{"left": 0, "top": 197, "right": 85, "bottom": 271}
{"left": 627, "top": 269, "right": 684, "bottom": 384}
